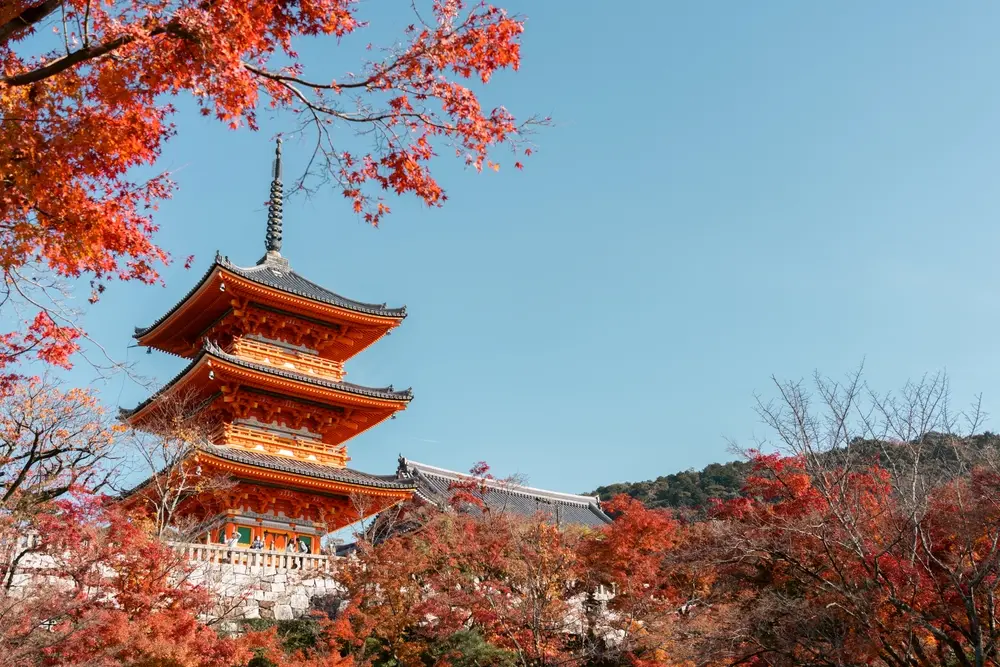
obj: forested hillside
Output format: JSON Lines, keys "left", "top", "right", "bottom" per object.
{"left": 590, "top": 432, "right": 1000, "bottom": 510}
{"left": 589, "top": 460, "right": 751, "bottom": 510}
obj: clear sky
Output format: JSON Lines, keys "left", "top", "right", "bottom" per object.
{"left": 64, "top": 2, "right": 1000, "bottom": 494}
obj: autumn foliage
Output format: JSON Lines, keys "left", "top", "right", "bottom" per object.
{"left": 292, "top": 373, "right": 1000, "bottom": 667}
{"left": 1, "top": 497, "right": 259, "bottom": 667}
{"left": 0, "top": 3, "right": 548, "bottom": 656}
{"left": 2, "top": 369, "right": 1000, "bottom": 667}
{"left": 0, "top": 0, "right": 539, "bottom": 384}
{"left": 17, "top": 2, "right": 1000, "bottom": 663}
{"left": 313, "top": 451, "right": 1000, "bottom": 667}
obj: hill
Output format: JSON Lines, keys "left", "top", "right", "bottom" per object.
{"left": 589, "top": 432, "right": 1000, "bottom": 511}
{"left": 589, "top": 460, "right": 751, "bottom": 511}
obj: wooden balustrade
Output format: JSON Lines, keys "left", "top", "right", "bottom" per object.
{"left": 169, "top": 541, "right": 336, "bottom": 572}
{"left": 213, "top": 423, "right": 349, "bottom": 467}
{"left": 229, "top": 337, "right": 345, "bottom": 381}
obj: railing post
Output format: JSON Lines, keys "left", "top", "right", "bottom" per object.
{"left": 172, "top": 542, "right": 343, "bottom": 574}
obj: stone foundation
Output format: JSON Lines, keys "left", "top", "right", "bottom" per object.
{"left": 190, "top": 561, "right": 345, "bottom": 621}
{"left": 5, "top": 544, "right": 345, "bottom": 624}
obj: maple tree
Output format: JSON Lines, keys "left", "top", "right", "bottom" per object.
{"left": 695, "top": 371, "right": 1000, "bottom": 667}
{"left": 332, "top": 508, "right": 586, "bottom": 667}
{"left": 119, "top": 391, "right": 236, "bottom": 540}
{"left": 577, "top": 494, "right": 711, "bottom": 666}
{"left": 323, "top": 464, "right": 699, "bottom": 667}
{"left": 0, "top": 377, "right": 119, "bottom": 518}
{"left": 0, "top": 378, "right": 287, "bottom": 667}
{"left": 0, "top": 0, "right": 540, "bottom": 382}
{"left": 8, "top": 369, "right": 1000, "bottom": 667}
{"left": 0, "top": 495, "right": 281, "bottom": 667}
{"left": 310, "top": 373, "right": 1000, "bottom": 667}
{"left": 0, "top": 376, "right": 122, "bottom": 596}
{"left": 312, "top": 464, "right": 583, "bottom": 666}
{"left": 704, "top": 452, "right": 1000, "bottom": 667}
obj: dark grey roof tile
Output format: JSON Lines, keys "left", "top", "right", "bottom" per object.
{"left": 204, "top": 341, "right": 412, "bottom": 401}
{"left": 398, "top": 458, "right": 612, "bottom": 527}
{"left": 120, "top": 341, "right": 412, "bottom": 418}
{"left": 201, "top": 444, "right": 417, "bottom": 490}
{"left": 221, "top": 254, "right": 407, "bottom": 319}
{"left": 135, "top": 253, "right": 405, "bottom": 338}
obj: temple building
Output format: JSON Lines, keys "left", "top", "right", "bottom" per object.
{"left": 121, "top": 140, "right": 417, "bottom": 553}
{"left": 395, "top": 458, "right": 612, "bottom": 528}
{"left": 339, "top": 457, "right": 611, "bottom": 555}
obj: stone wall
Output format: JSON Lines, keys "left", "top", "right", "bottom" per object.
{"left": 5, "top": 544, "right": 345, "bottom": 625}
{"left": 189, "top": 561, "right": 344, "bottom": 622}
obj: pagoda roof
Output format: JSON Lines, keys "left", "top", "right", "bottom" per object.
{"left": 221, "top": 254, "right": 407, "bottom": 319}
{"left": 397, "top": 458, "right": 612, "bottom": 528}
{"left": 134, "top": 252, "right": 406, "bottom": 340}
{"left": 206, "top": 341, "right": 412, "bottom": 400}
{"left": 120, "top": 340, "right": 412, "bottom": 421}
{"left": 200, "top": 444, "right": 417, "bottom": 490}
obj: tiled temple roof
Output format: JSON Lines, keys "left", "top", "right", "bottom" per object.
{"left": 119, "top": 443, "right": 416, "bottom": 500}
{"left": 220, "top": 254, "right": 407, "bottom": 319}
{"left": 134, "top": 252, "right": 406, "bottom": 339}
{"left": 119, "top": 340, "right": 412, "bottom": 419}
{"left": 396, "top": 458, "right": 612, "bottom": 528}
{"left": 205, "top": 341, "right": 412, "bottom": 400}
{"left": 200, "top": 444, "right": 417, "bottom": 490}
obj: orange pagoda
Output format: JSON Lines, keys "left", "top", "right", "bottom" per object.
{"left": 122, "top": 141, "right": 416, "bottom": 553}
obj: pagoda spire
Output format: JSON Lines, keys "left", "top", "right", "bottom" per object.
{"left": 265, "top": 138, "right": 283, "bottom": 255}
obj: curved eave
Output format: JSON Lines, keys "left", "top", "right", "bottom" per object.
{"left": 133, "top": 262, "right": 223, "bottom": 340}
{"left": 205, "top": 341, "right": 413, "bottom": 403}
{"left": 134, "top": 257, "right": 406, "bottom": 345}
{"left": 197, "top": 451, "right": 416, "bottom": 499}
{"left": 119, "top": 353, "right": 213, "bottom": 422}
{"left": 121, "top": 342, "right": 412, "bottom": 423}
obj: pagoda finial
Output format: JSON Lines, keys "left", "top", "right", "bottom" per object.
{"left": 265, "top": 138, "right": 283, "bottom": 255}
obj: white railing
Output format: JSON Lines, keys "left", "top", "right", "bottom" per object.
{"left": 169, "top": 542, "right": 335, "bottom": 572}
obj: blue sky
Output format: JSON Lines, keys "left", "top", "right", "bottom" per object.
{"left": 65, "top": 2, "right": 1000, "bottom": 494}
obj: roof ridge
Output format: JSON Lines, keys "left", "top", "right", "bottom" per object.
{"left": 404, "top": 459, "right": 601, "bottom": 505}
{"left": 283, "top": 268, "right": 390, "bottom": 311}
{"left": 220, "top": 256, "right": 406, "bottom": 316}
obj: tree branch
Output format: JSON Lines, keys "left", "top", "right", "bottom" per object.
{"left": 0, "top": 0, "right": 62, "bottom": 46}
{"left": 0, "top": 22, "right": 191, "bottom": 86}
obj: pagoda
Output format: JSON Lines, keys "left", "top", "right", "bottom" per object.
{"left": 122, "top": 141, "right": 416, "bottom": 553}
